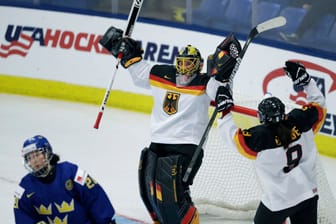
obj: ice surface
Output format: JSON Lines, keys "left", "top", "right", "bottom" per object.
{"left": 1, "top": 94, "right": 335, "bottom": 224}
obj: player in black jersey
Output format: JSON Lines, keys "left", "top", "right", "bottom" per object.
{"left": 215, "top": 61, "right": 326, "bottom": 224}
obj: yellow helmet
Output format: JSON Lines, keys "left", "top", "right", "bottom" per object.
{"left": 175, "top": 45, "right": 203, "bottom": 76}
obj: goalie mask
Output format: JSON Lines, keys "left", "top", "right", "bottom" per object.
{"left": 258, "top": 97, "right": 285, "bottom": 124}
{"left": 22, "top": 135, "right": 54, "bottom": 178}
{"left": 175, "top": 45, "right": 203, "bottom": 86}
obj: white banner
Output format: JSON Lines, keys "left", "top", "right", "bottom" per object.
{"left": 1, "top": 6, "right": 335, "bottom": 138}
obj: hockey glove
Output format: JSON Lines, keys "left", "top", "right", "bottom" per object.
{"left": 118, "top": 37, "right": 144, "bottom": 68}
{"left": 284, "top": 61, "right": 311, "bottom": 87}
{"left": 216, "top": 86, "right": 234, "bottom": 113}
{"left": 209, "top": 34, "right": 242, "bottom": 83}
{"left": 99, "top": 26, "right": 143, "bottom": 68}
{"left": 99, "top": 26, "right": 123, "bottom": 55}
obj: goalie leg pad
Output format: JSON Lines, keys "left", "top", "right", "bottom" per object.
{"left": 181, "top": 205, "right": 199, "bottom": 224}
{"left": 155, "top": 154, "right": 200, "bottom": 224}
{"left": 138, "top": 148, "right": 162, "bottom": 222}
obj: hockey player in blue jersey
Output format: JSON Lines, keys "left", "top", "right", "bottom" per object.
{"left": 14, "top": 135, "right": 117, "bottom": 224}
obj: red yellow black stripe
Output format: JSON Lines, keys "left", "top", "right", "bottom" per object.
{"left": 181, "top": 206, "right": 199, "bottom": 224}
{"left": 149, "top": 74, "right": 206, "bottom": 95}
{"left": 233, "top": 129, "right": 257, "bottom": 160}
{"left": 309, "top": 103, "right": 327, "bottom": 134}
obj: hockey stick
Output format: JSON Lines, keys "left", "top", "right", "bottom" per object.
{"left": 94, "top": 0, "right": 144, "bottom": 129}
{"left": 182, "top": 16, "right": 287, "bottom": 183}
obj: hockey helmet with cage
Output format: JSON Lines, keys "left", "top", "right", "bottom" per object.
{"left": 176, "top": 45, "right": 203, "bottom": 86}
{"left": 258, "top": 96, "right": 285, "bottom": 124}
{"left": 22, "top": 135, "right": 54, "bottom": 177}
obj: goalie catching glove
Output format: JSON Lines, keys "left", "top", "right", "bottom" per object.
{"left": 207, "top": 34, "right": 242, "bottom": 83}
{"left": 284, "top": 60, "right": 311, "bottom": 87}
{"left": 99, "top": 26, "right": 143, "bottom": 68}
{"left": 215, "top": 85, "right": 234, "bottom": 115}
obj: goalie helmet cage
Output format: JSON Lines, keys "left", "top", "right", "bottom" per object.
{"left": 191, "top": 99, "right": 336, "bottom": 223}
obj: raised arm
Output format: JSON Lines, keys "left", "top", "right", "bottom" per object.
{"left": 100, "top": 26, "right": 151, "bottom": 89}
{"left": 284, "top": 60, "right": 326, "bottom": 107}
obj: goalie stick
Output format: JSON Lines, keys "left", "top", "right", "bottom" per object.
{"left": 183, "top": 16, "right": 287, "bottom": 183}
{"left": 94, "top": 0, "right": 144, "bottom": 129}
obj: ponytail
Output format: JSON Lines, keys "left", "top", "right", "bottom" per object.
{"left": 271, "top": 123, "right": 292, "bottom": 149}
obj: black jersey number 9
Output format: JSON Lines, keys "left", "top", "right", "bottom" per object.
{"left": 283, "top": 144, "right": 303, "bottom": 173}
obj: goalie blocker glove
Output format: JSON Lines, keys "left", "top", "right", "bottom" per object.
{"left": 207, "top": 34, "right": 242, "bottom": 83}
{"left": 284, "top": 60, "right": 311, "bottom": 87}
{"left": 216, "top": 86, "right": 234, "bottom": 117}
{"left": 99, "top": 26, "right": 143, "bottom": 68}
{"left": 99, "top": 26, "right": 123, "bottom": 56}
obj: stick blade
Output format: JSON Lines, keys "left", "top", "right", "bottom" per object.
{"left": 256, "top": 16, "right": 287, "bottom": 33}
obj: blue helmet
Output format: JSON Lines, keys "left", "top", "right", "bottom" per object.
{"left": 22, "top": 135, "right": 54, "bottom": 177}
{"left": 258, "top": 97, "right": 285, "bottom": 124}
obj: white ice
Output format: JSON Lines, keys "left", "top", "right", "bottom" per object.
{"left": 1, "top": 93, "right": 335, "bottom": 223}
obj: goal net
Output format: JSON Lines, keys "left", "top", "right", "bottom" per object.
{"left": 191, "top": 101, "right": 336, "bottom": 223}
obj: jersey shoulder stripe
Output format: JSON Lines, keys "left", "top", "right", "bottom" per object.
{"left": 288, "top": 103, "right": 326, "bottom": 134}
{"left": 308, "top": 103, "right": 327, "bottom": 133}
{"left": 149, "top": 64, "right": 208, "bottom": 95}
{"left": 234, "top": 129, "right": 257, "bottom": 160}
{"left": 149, "top": 75, "right": 206, "bottom": 95}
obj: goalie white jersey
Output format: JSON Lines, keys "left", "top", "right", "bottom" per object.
{"left": 128, "top": 61, "right": 220, "bottom": 145}
{"left": 218, "top": 79, "right": 326, "bottom": 211}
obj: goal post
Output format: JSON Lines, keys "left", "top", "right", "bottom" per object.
{"left": 191, "top": 103, "right": 336, "bottom": 223}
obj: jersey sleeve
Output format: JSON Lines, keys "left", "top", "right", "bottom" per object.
{"left": 288, "top": 104, "right": 325, "bottom": 134}
{"left": 72, "top": 165, "right": 116, "bottom": 224}
{"left": 128, "top": 60, "right": 152, "bottom": 89}
{"left": 206, "top": 78, "right": 224, "bottom": 101}
{"left": 289, "top": 79, "right": 327, "bottom": 133}
{"left": 218, "top": 112, "right": 282, "bottom": 159}
{"left": 218, "top": 113, "right": 258, "bottom": 160}
{"left": 304, "top": 79, "right": 326, "bottom": 133}
{"left": 304, "top": 78, "right": 326, "bottom": 108}
{"left": 13, "top": 184, "right": 39, "bottom": 224}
